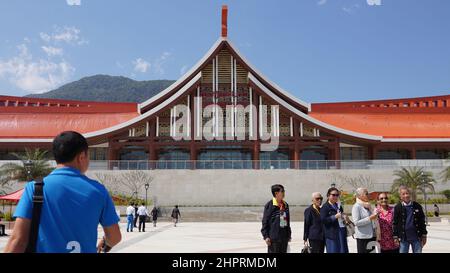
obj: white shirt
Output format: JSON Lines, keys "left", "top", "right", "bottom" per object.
{"left": 126, "top": 206, "right": 135, "bottom": 216}
{"left": 137, "top": 206, "right": 149, "bottom": 216}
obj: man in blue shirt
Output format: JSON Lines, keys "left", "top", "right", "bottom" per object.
{"left": 4, "top": 131, "right": 121, "bottom": 253}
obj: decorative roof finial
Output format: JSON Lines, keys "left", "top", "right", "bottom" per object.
{"left": 221, "top": 5, "right": 228, "bottom": 38}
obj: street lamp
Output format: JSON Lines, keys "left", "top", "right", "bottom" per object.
{"left": 24, "top": 160, "right": 33, "bottom": 182}
{"left": 144, "top": 183, "right": 149, "bottom": 209}
{"left": 421, "top": 171, "right": 429, "bottom": 225}
{"left": 330, "top": 182, "right": 336, "bottom": 188}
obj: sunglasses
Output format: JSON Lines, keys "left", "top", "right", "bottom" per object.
{"left": 379, "top": 197, "right": 388, "bottom": 200}
{"left": 330, "top": 194, "right": 340, "bottom": 197}
{"left": 315, "top": 197, "right": 323, "bottom": 200}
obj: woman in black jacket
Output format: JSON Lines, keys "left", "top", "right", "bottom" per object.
{"left": 320, "top": 187, "right": 349, "bottom": 253}
{"left": 303, "top": 192, "right": 324, "bottom": 253}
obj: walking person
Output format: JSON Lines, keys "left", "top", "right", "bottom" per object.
{"left": 0, "top": 211, "right": 7, "bottom": 236}
{"left": 137, "top": 203, "right": 149, "bottom": 232}
{"left": 261, "top": 184, "right": 291, "bottom": 253}
{"left": 126, "top": 203, "right": 135, "bottom": 232}
{"left": 133, "top": 203, "right": 139, "bottom": 228}
{"left": 434, "top": 204, "right": 440, "bottom": 217}
{"left": 320, "top": 187, "right": 349, "bottom": 253}
{"left": 171, "top": 205, "right": 181, "bottom": 227}
{"left": 393, "top": 186, "right": 427, "bottom": 253}
{"left": 352, "top": 187, "right": 379, "bottom": 253}
{"left": 4, "top": 131, "right": 121, "bottom": 253}
{"left": 303, "top": 192, "right": 324, "bottom": 253}
{"left": 375, "top": 193, "right": 399, "bottom": 253}
{"left": 151, "top": 207, "right": 158, "bottom": 227}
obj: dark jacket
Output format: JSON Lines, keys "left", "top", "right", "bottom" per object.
{"left": 303, "top": 205, "right": 324, "bottom": 241}
{"left": 261, "top": 199, "right": 292, "bottom": 242}
{"left": 392, "top": 201, "right": 427, "bottom": 241}
{"left": 171, "top": 208, "right": 180, "bottom": 219}
{"left": 320, "top": 201, "right": 343, "bottom": 240}
{"left": 151, "top": 208, "right": 158, "bottom": 220}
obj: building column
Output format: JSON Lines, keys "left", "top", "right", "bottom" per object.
{"left": 107, "top": 140, "right": 118, "bottom": 170}
{"left": 410, "top": 147, "right": 417, "bottom": 159}
{"left": 253, "top": 141, "right": 260, "bottom": 169}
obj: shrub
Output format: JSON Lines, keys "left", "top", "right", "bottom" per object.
{"left": 2, "top": 211, "right": 14, "bottom": 221}
{"left": 441, "top": 190, "right": 450, "bottom": 200}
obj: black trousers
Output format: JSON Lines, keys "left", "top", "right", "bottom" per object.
{"left": 309, "top": 239, "right": 325, "bottom": 253}
{"left": 356, "top": 237, "right": 377, "bottom": 253}
{"left": 134, "top": 214, "right": 138, "bottom": 227}
{"left": 268, "top": 240, "right": 289, "bottom": 253}
{"left": 0, "top": 224, "right": 5, "bottom": 236}
{"left": 138, "top": 216, "right": 146, "bottom": 232}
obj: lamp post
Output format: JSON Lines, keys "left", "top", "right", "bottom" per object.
{"left": 24, "top": 160, "right": 33, "bottom": 182}
{"left": 330, "top": 182, "right": 336, "bottom": 188}
{"left": 144, "top": 183, "right": 149, "bottom": 209}
{"left": 421, "top": 171, "right": 429, "bottom": 225}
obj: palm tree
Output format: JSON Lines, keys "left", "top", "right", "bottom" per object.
{"left": 0, "top": 148, "right": 54, "bottom": 186}
{"left": 442, "top": 166, "right": 450, "bottom": 183}
{"left": 392, "top": 167, "right": 436, "bottom": 201}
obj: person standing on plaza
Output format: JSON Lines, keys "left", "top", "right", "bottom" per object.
{"left": 4, "top": 131, "right": 121, "bottom": 253}
{"left": 434, "top": 204, "right": 440, "bottom": 217}
{"left": 137, "top": 202, "right": 149, "bottom": 232}
{"left": 171, "top": 205, "right": 181, "bottom": 227}
{"left": 133, "top": 203, "right": 139, "bottom": 228}
{"left": 126, "top": 202, "right": 135, "bottom": 232}
{"left": 393, "top": 185, "right": 427, "bottom": 253}
{"left": 320, "top": 187, "right": 348, "bottom": 253}
{"left": 352, "top": 187, "right": 379, "bottom": 253}
{"left": 261, "top": 184, "right": 292, "bottom": 253}
{"left": 151, "top": 207, "right": 158, "bottom": 227}
{"left": 375, "top": 193, "right": 399, "bottom": 253}
{"left": 303, "top": 192, "right": 324, "bottom": 253}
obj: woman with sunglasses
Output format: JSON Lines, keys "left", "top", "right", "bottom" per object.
{"left": 303, "top": 192, "right": 325, "bottom": 253}
{"left": 376, "top": 192, "right": 399, "bottom": 253}
{"left": 320, "top": 187, "right": 349, "bottom": 253}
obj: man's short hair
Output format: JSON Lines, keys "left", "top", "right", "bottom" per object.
{"left": 52, "top": 131, "right": 89, "bottom": 164}
{"left": 311, "top": 192, "right": 322, "bottom": 199}
{"left": 271, "top": 184, "right": 285, "bottom": 197}
{"left": 398, "top": 185, "right": 410, "bottom": 194}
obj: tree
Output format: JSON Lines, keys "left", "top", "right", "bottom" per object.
{"left": 392, "top": 167, "right": 436, "bottom": 201}
{"left": 0, "top": 148, "right": 54, "bottom": 186}
{"left": 441, "top": 166, "right": 450, "bottom": 183}
{"left": 119, "top": 171, "right": 153, "bottom": 202}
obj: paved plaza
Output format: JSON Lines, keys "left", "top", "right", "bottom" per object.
{"left": 1, "top": 221, "right": 449, "bottom": 253}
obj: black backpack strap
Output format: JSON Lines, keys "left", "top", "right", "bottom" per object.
{"left": 25, "top": 178, "right": 44, "bottom": 253}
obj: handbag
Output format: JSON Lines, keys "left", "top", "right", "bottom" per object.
{"left": 301, "top": 242, "right": 312, "bottom": 253}
{"left": 343, "top": 217, "right": 355, "bottom": 238}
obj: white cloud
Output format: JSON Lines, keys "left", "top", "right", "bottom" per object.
{"left": 367, "top": 0, "right": 381, "bottom": 5}
{"left": 180, "top": 65, "right": 188, "bottom": 76}
{"left": 66, "top": 0, "right": 81, "bottom": 6}
{"left": 40, "top": 26, "right": 88, "bottom": 45}
{"left": 342, "top": 4, "right": 360, "bottom": 14}
{"left": 133, "top": 58, "right": 150, "bottom": 73}
{"left": 41, "top": 46, "right": 63, "bottom": 56}
{"left": 0, "top": 44, "right": 74, "bottom": 93}
{"left": 153, "top": 51, "right": 171, "bottom": 75}
{"left": 317, "top": 0, "right": 327, "bottom": 5}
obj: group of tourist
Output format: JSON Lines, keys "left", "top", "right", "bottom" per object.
{"left": 125, "top": 203, "right": 181, "bottom": 232}
{"left": 261, "top": 184, "right": 428, "bottom": 253}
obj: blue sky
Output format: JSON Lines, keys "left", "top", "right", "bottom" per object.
{"left": 0, "top": 0, "right": 449, "bottom": 102}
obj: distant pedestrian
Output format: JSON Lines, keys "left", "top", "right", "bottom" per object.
{"left": 0, "top": 211, "right": 7, "bottom": 236}
{"left": 434, "top": 204, "right": 440, "bottom": 217}
{"left": 133, "top": 203, "right": 139, "bottom": 228}
{"left": 126, "top": 203, "right": 135, "bottom": 232}
{"left": 171, "top": 205, "right": 181, "bottom": 227}
{"left": 137, "top": 203, "right": 149, "bottom": 232}
{"left": 151, "top": 207, "right": 158, "bottom": 227}
{"left": 261, "top": 184, "right": 291, "bottom": 253}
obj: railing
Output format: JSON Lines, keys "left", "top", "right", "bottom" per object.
{"left": 88, "top": 159, "right": 449, "bottom": 170}
{"left": 1, "top": 159, "right": 448, "bottom": 171}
